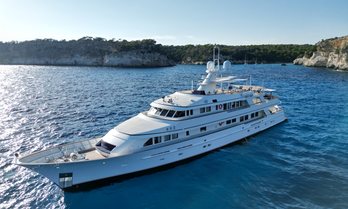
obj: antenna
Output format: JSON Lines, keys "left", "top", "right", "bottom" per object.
{"left": 213, "top": 45, "right": 220, "bottom": 71}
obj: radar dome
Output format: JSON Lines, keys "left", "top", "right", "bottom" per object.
{"left": 206, "top": 61, "right": 215, "bottom": 72}
{"left": 222, "top": 60, "right": 232, "bottom": 70}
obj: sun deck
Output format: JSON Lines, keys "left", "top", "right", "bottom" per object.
{"left": 180, "top": 85, "right": 267, "bottom": 96}
{"left": 17, "top": 138, "right": 105, "bottom": 164}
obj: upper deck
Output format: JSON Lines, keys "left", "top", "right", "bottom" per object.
{"left": 152, "top": 85, "right": 275, "bottom": 108}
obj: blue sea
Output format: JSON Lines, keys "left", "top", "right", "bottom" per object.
{"left": 0, "top": 64, "right": 347, "bottom": 209}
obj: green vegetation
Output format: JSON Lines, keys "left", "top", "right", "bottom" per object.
{"left": 0, "top": 37, "right": 160, "bottom": 62}
{"left": 160, "top": 44, "right": 316, "bottom": 64}
{"left": 0, "top": 37, "right": 315, "bottom": 65}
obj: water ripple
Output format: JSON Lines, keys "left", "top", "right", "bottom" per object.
{"left": 0, "top": 64, "right": 348, "bottom": 208}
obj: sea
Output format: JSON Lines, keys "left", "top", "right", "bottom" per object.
{"left": 0, "top": 64, "right": 347, "bottom": 209}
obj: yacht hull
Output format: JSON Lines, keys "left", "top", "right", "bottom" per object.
{"left": 19, "top": 112, "right": 286, "bottom": 189}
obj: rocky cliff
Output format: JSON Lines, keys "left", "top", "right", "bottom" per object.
{"left": 0, "top": 38, "right": 176, "bottom": 68}
{"left": 3, "top": 50, "right": 175, "bottom": 67}
{"left": 293, "top": 36, "right": 348, "bottom": 70}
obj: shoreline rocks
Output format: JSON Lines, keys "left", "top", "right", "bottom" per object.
{"left": 293, "top": 36, "right": 348, "bottom": 70}
{"left": 1, "top": 50, "right": 175, "bottom": 68}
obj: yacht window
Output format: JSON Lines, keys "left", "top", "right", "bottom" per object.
{"left": 96, "top": 139, "right": 116, "bottom": 151}
{"left": 200, "top": 127, "right": 207, "bottom": 132}
{"left": 223, "top": 103, "right": 227, "bottom": 110}
{"left": 200, "top": 107, "right": 206, "bottom": 113}
{"left": 190, "top": 110, "right": 193, "bottom": 115}
{"left": 251, "top": 113, "right": 255, "bottom": 118}
{"left": 174, "top": 111, "right": 185, "bottom": 118}
{"left": 154, "top": 136, "right": 162, "bottom": 144}
{"left": 232, "top": 118, "right": 237, "bottom": 123}
{"left": 212, "top": 99, "right": 217, "bottom": 103}
{"left": 255, "top": 112, "right": 259, "bottom": 117}
{"left": 232, "top": 102, "right": 236, "bottom": 108}
{"left": 235, "top": 102, "right": 239, "bottom": 108}
{"left": 226, "top": 119, "right": 232, "bottom": 124}
{"left": 160, "top": 109, "right": 169, "bottom": 116}
{"left": 144, "top": 138, "right": 153, "bottom": 146}
{"left": 167, "top": 110, "right": 175, "bottom": 117}
{"left": 186, "top": 110, "right": 189, "bottom": 116}
{"left": 245, "top": 115, "right": 249, "bottom": 120}
{"left": 186, "top": 131, "right": 190, "bottom": 136}
{"left": 164, "top": 135, "right": 171, "bottom": 141}
{"left": 206, "top": 106, "right": 211, "bottom": 112}
{"left": 172, "top": 133, "right": 178, "bottom": 139}
{"left": 155, "top": 108, "right": 163, "bottom": 115}
{"left": 240, "top": 116, "right": 244, "bottom": 122}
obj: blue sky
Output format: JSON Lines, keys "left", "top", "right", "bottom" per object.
{"left": 0, "top": 0, "right": 347, "bottom": 45}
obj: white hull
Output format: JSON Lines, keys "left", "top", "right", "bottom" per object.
{"left": 21, "top": 111, "right": 286, "bottom": 189}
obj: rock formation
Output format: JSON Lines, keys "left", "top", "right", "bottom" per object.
{"left": 3, "top": 51, "right": 175, "bottom": 68}
{"left": 0, "top": 38, "right": 176, "bottom": 68}
{"left": 293, "top": 36, "right": 348, "bottom": 70}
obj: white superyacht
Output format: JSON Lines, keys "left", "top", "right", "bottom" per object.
{"left": 15, "top": 47, "right": 286, "bottom": 189}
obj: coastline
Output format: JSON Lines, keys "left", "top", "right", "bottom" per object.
{"left": 0, "top": 38, "right": 315, "bottom": 68}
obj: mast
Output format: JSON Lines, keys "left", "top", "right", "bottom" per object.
{"left": 196, "top": 46, "right": 231, "bottom": 95}
{"left": 196, "top": 46, "right": 220, "bottom": 95}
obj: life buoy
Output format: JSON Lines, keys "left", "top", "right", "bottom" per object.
{"left": 218, "top": 104, "right": 223, "bottom": 110}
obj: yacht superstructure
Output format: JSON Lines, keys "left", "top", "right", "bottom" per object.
{"left": 15, "top": 47, "right": 286, "bottom": 189}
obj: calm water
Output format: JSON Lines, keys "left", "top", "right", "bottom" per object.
{"left": 0, "top": 64, "right": 347, "bottom": 209}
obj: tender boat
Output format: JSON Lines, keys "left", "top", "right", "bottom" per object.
{"left": 15, "top": 47, "right": 286, "bottom": 189}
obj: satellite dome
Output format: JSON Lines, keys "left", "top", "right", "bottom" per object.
{"left": 206, "top": 61, "right": 215, "bottom": 72}
{"left": 223, "top": 60, "right": 232, "bottom": 70}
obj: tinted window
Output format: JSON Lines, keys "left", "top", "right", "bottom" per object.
{"left": 206, "top": 106, "right": 211, "bottom": 112}
{"left": 186, "top": 131, "right": 190, "bottom": 136}
{"left": 200, "top": 107, "right": 205, "bottom": 113}
{"left": 174, "top": 111, "right": 185, "bottom": 118}
{"left": 240, "top": 116, "right": 244, "bottom": 122}
{"left": 172, "top": 133, "right": 178, "bottom": 139}
{"left": 144, "top": 138, "right": 153, "bottom": 146}
{"left": 167, "top": 110, "right": 175, "bottom": 117}
{"left": 226, "top": 120, "right": 231, "bottom": 124}
{"left": 155, "top": 108, "right": 162, "bottom": 114}
{"left": 160, "top": 109, "right": 169, "bottom": 116}
{"left": 154, "top": 136, "right": 162, "bottom": 144}
{"left": 245, "top": 115, "right": 249, "bottom": 120}
{"left": 232, "top": 118, "right": 236, "bottom": 123}
{"left": 164, "top": 135, "right": 171, "bottom": 141}
{"left": 97, "top": 140, "right": 116, "bottom": 151}
{"left": 200, "top": 127, "right": 207, "bottom": 132}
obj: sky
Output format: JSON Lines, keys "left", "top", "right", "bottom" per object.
{"left": 0, "top": 0, "right": 347, "bottom": 45}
